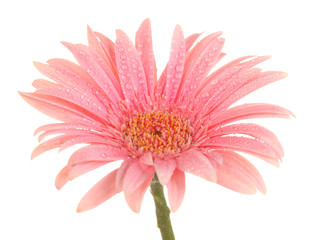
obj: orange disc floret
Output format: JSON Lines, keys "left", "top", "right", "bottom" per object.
{"left": 123, "top": 111, "right": 192, "bottom": 154}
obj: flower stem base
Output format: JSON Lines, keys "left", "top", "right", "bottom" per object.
{"left": 150, "top": 174, "right": 175, "bottom": 240}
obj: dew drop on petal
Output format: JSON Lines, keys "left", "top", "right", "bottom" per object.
{"left": 125, "top": 83, "right": 132, "bottom": 89}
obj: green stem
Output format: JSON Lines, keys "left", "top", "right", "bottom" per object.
{"left": 150, "top": 174, "right": 175, "bottom": 240}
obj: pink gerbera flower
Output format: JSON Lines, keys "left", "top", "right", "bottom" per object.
{"left": 20, "top": 19, "right": 292, "bottom": 216}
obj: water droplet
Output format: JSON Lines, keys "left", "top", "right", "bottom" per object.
{"left": 125, "top": 83, "right": 132, "bottom": 89}
{"left": 210, "top": 78, "right": 218, "bottom": 85}
{"left": 175, "top": 73, "right": 182, "bottom": 78}
{"left": 101, "top": 153, "right": 106, "bottom": 158}
{"left": 122, "top": 65, "right": 127, "bottom": 70}
{"left": 176, "top": 65, "right": 183, "bottom": 71}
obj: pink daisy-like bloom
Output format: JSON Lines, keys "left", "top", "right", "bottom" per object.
{"left": 20, "top": 19, "right": 292, "bottom": 213}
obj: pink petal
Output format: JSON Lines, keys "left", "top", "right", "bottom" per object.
{"left": 165, "top": 25, "right": 185, "bottom": 103}
{"left": 135, "top": 19, "right": 157, "bottom": 99}
{"left": 87, "top": 25, "right": 115, "bottom": 71}
{"left": 35, "top": 85, "right": 108, "bottom": 120}
{"left": 211, "top": 71, "right": 288, "bottom": 116}
{"left": 207, "top": 123, "right": 284, "bottom": 157}
{"left": 210, "top": 103, "right": 293, "bottom": 128}
{"left": 140, "top": 152, "right": 153, "bottom": 166}
{"left": 58, "top": 135, "right": 120, "bottom": 152}
{"left": 55, "top": 162, "right": 107, "bottom": 189}
{"left": 94, "top": 32, "right": 117, "bottom": 71}
{"left": 182, "top": 32, "right": 223, "bottom": 80}
{"left": 197, "top": 56, "right": 270, "bottom": 98}
{"left": 155, "top": 32, "right": 200, "bottom": 99}
{"left": 31, "top": 135, "right": 74, "bottom": 159}
{"left": 115, "top": 158, "right": 136, "bottom": 192}
{"left": 179, "top": 33, "right": 224, "bottom": 102}
{"left": 124, "top": 173, "right": 154, "bottom": 213}
{"left": 34, "top": 123, "right": 104, "bottom": 136}
{"left": 185, "top": 33, "right": 201, "bottom": 52}
{"left": 122, "top": 161, "right": 155, "bottom": 194}
{"left": 166, "top": 169, "right": 185, "bottom": 212}
{"left": 68, "top": 162, "right": 107, "bottom": 181}
{"left": 176, "top": 149, "right": 216, "bottom": 181}
{"left": 37, "top": 128, "right": 102, "bottom": 143}
{"left": 68, "top": 144, "right": 126, "bottom": 166}
{"left": 32, "top": 79, "right": 57, "bottom": 89}
{"left": 216, "top": 151, "right": 266, "bottom": 194}
{"left": 19, "top": 92, "right": 103, "bottom": 127}
{"left": 204, "top": 151, "right": 223, "bottom": 165}
{"left": 115, "top": 30, "right": 148, "bottom": 101}
{"left": 55, "top": 166, "right": 69, "bottom": 190}
{"left": 61, "top": 42, "right": 122, "bottom": 102}
{"left": 33, "top": 61, "right": 76, "bottom": 88}
{"left": 154, "top": 157, "right": 177, "bottom": 185}
{"left": 216, "top": 165, "right": 256, "bottom": 194}
{"left": 77, "top": 169, "right": 120, "bottom": 212}
{"left": 46, "top": 58, "right": 104, "bottom": 95}
{"left": 199, "top": 68, "right": 261, "bottom": 117}
{"left": 202, "top": 136, "right": 281, "bottom": 166}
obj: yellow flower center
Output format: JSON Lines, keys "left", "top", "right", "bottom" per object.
{"left": 123, "top": 111, "right": 192, "bottom": 154}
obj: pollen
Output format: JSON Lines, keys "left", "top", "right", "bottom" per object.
{"left": 123, "top": 111, "right": 192, "bottom": 154}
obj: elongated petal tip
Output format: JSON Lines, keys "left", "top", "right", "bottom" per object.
{"left": 60, "top": 41, "right": 74, "bottom": 50}
{"left": 260, "top": 186, "right": 267, "bottom": 195}
{"left": 86, "top": 24, "right": 92, "bottom": 32}
{"left": 115, "top": 29, "right": 125, "bottom": 37}
{"left": 76, "top": 170, "right": 119, "bottom": 212}
{"left": 174, "top": 24, "right": 184, "bottom": 35}
{"left": 55, "top": 166, "right": 69, "bottom": 190}
{"left": 289, "top": 110, "right": 296, "bottom": 118}
{"left": 18, "top": 91, "right": 24, "bottom": 99}
{"left": 280, "top": 72, "right": 288, "bottom": 78}
{"left": 211, "top": 31, "right": 223, "bottom": 37}
{"left": 76, "top": 205, "right": 86, "bottom": 213}
{"left": 141, "top": 18, "right": 151, "bottom": 26}
{"left": 30, "top": 151, "right": 37, "bottom": 160}
{"left": 32, "top": 61, "right": 41, "bottom": 68}
{"left": 87, "top": 25, "right": 96, "bottom": 41}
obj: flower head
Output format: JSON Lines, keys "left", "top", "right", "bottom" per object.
{"left": 20, "top": 19, "right": 292, "bottom": 213}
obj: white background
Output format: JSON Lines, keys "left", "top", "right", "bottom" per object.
{"left": 0, "top": 0, "right": 312, "bottom": 239}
